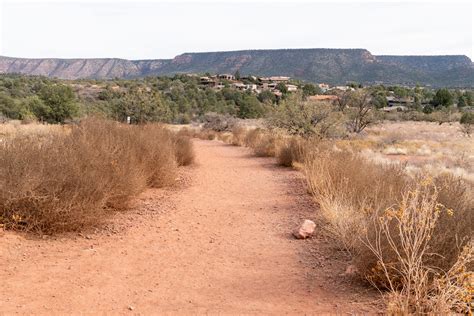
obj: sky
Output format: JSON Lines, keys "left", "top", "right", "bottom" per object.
{"left": 0, "top": 0, "right": 473, "bottom": 60}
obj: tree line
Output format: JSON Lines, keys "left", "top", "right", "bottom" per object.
{"left": 0, "top": 74, "right": 472, "bottom": 125}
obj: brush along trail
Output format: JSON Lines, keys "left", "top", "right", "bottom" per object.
{"left": 0, "top": 139, "right": 377, "bottom": 314}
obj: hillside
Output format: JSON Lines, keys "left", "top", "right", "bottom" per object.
{"left": 1, "top": 49, "right": 473, "bottom": 87}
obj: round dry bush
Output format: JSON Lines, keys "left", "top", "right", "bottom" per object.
{"left": 231, "top": 126, "right": 247, "bottom": 146}
{"left": 277, "top": 137, "right": 306, "bottom": 167}
{"left": 0, "top": 119, "right": 179, "bottom": 233}
{"left": 174, "top": 135, "right": 195, "bottom": 166}
{"left": 253, "top": 134, "right": 279, "bottom": 157}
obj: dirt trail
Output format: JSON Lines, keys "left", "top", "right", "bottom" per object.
{"left": 1, "top": 140, "right": 377, "bottom": 314}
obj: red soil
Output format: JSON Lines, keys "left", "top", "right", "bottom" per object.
{"left": 0, "top": 140, "right": 379, "bottom": 314}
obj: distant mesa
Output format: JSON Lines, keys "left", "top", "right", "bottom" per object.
{"left": 0, "top": 48, "right": 472, "bottom": 87}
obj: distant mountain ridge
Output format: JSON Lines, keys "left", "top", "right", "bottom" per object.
{"left": 1, "top": 49, "right": 472, "bottom": 87}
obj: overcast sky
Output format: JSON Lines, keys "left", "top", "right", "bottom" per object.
{"left": 0, "top": 0, "right": 472, "bottom": 60}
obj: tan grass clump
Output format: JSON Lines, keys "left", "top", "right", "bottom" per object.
{"left": 363, "top": 180, "right": 473, "bottom": 314}
{"left": 0, "top": 118, "right": 185, "bottom": 233}
{"left": 277, "top": 137, "right": 306, "bottom": 167}
{"left": 173, "top": 135, "right": 195, "bottom": 166}
{"left": 252, "top": 133, "right": 280, "bottom": 157}
{"left": 195, "top": 129, "right": 216, "bottom": 140}
{"left": 304, "top": 147, "right": 407, "bottom": 250}
{"left": 243, "top": 128, "right": 262, "bottom": 148}
{"left": 231, "top": 126, "right": 247, "bottom": 146}
{"left": 240, "top": 128, "right": 281, "bottom": 157}
{"left": 216, "top": 132, "right": 233, "bottom": 144}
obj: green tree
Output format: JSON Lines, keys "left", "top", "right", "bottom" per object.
{"left": 465, "top": 92, "right": 473, "bottom": 106}
{"left": 390, "top": 86, "right": 410, "bottom": 98}
{"left": 111, "top": 88, "right": 172, "bottom": 123}
{"left": 423, "top": 105, "right": 434, "bottom": 114}
{"left": 457, "top": 95, "right": 467, "bottom": 108}
{"left": 348, "top": 82, "right": 363, "bottom": 89}
{"left": 237, "top": 93, "right": 266, "bottom": 119}
{"left": 431, "top": 89, "right": 453, "bottom": 107}
{"left": 302, "top": 83, "right": 322, "bottom": 97}
{"left": 0, "top": 93, "right": 20, "bottom": 119}
{"left": 276, "top": 83, "right": 288, "bottom": 94}
{"left": 37, "top": 84, "right": 78, "bottom": 123}
{"left": 257, "top": 90, "right": 277, "bottom": 103}
{"left": 234, "top": 70, "right": 241, "bottom": 80}
{"left": 269, "top": 93, "right": 345, "bottom": 138}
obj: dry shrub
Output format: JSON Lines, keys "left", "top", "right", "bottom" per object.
{"left": 173, "top": 135, "right": 195, "bottom": 166}
{"left": 363, "top": 181, "right": 473, "bottom": 314}
{"left": 0, "top": 118, "right": 182, "bottom": 233}
{"left": 129, "top": 124, "right": 177, "bottom": 189}
{"left": 195, "top": 129, "right": 216, "bottom": 140}
{"left": 277, "top": 137, "right": 306, "bottom": 167}
{"left": 241, "top": 128, "right": 261, "bottom": 148}
{"left": 216, "top": 132, "right": 233, "bottom": 144}
{"left": 304, "top": 147, "right": 407, "bottom": 250}
{"left": 251, "top": 133, "right": 280, "bottom": 157}
{"left": 176, "top": 127, "right": 196, "bottom": 138}
{"left": 231, "top": 126, "right": 247, "bottom": 146}
{"left": 304, "top": 143, "right": 473, "bottom": 313}
{"left": 202, "top": 112, "right": 236, "bottom": 132}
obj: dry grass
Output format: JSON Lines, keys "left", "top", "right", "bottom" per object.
{"left": 223, "top": 120, "right": 473, "bottom": 312}
{"left": 216, "top": 132, "right": 233, "bottom": 144}
{"left": 363, "top": 181, "right": 473, "bottom": 314}
{"left": 173, "top": 135, "right": 195, "bottom": 166}
{"left": 252, "top": 133, "right": 280, "bottom": 157}
{"left": 276, "top": 137, "right": 306, "bottom": 167}
{"left": 0, "top": 118, "right": 191, "bottom": 233}
{"left": 304, "top": 143, "right": 473, "bottom": 313}
{"left": 243, "top": 128, "right": 263, "bottom": 148}
{"left": 230, "top": 126, "right": 247, "bottom": 146}
{"left": 195, "top": 129, "right": 217, "bottom": 140}
{"left": 304, "top": 147, "right": 408, "bottom": 251}
{"left": 352, "top": 121, "right": 474, "bottom": 183}
{"left": 0, "top": 120, "right": 68, "bottom": 140}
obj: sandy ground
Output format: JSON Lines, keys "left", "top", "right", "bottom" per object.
{"left": 0, "top": 139, "right": 379, "bottom": 314}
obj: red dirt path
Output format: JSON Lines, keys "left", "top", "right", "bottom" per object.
{"left": 1, "top": 139, "right": 379, "bottom": 314}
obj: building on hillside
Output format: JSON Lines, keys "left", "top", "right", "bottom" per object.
{"left": 386, "top": 96, "right": 414, "bottom": 107}
{"left": 286, "top": 84, "right": 298, "bottom": 92}
{"left": 212, "top": 83, "right": 225, "bottom": 90}
{"left": 259, "top": 76, "right": 290, "bottom": 83}
{"left": 200, "top": 76, "right": 221, "bottom": 88}
{"left": 259, "top": 82, "right": 276, "bottom": 90}
{"left": 331, "top": 86, "right": 353, "bottom": 92}
{"left": 269, "top": 76, "right": 290, "bottom": 82}
{"left": 246, "top": 84, "right": 258, "bottom": 91}
{"left": 242, "top": 75, "right": 258, "bottom": 82}
{"left": 318, "top": 83, "right": 330, "bottom": 92}
{"left": 218, "top": 74, "right": 235, "bottom": 80}
{"left": 232, "top": 82, "right": 247, "bottom": 90}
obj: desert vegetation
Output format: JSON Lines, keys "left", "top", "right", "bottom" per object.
{"left": 304, "top": 146, "right": 473, "bottom": 314}
{"left": 198, "top": 102, "right": 473, "bottom": 313}
{"left": 1, "top": 72, "right": 473, "bottom": 313}
{"left": 1, "top": 74, "right": 473, "bottom": 127}
{"left": 0, "top": 118, "right": 194, "bottom": 233}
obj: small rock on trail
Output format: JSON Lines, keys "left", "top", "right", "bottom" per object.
{"left": 293, "top": 219, "right": 316, "bottom": 239}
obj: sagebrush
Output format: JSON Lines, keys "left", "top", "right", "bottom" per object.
{"left": 0, "top": 118, "right": 193, "bottom": 233}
